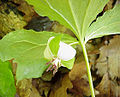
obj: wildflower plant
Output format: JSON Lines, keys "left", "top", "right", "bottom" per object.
{"left": 0, "top": 0, "right": 120, "bottom": 97}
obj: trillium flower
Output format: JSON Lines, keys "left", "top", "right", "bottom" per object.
{"left": 44, "top": 36, "right": 76, "bottom": 74}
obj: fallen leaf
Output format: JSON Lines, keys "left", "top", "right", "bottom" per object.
{"left": 37, "top": 79, "right": 51, "bottom": 97}
{"left": 25, "top": 17, "right": 52, "bottom": 31}
{"left": 49, "top": 74, "right": 73, "bottom": 97}
{"left": 104, "top": 0, "right": 114, "bottom": 11}
{"left": 96, "top": 35, "right": 120, "bottom": 79}
{"left": 116, "top": 0, "right": 120, "bottom": 5}
{"left": 69, "top": 61, "right": 91, "bottom": 96}
{"left": 70, "top": 77, "right": 91, "bottom": 97}
{"left": 96, "top": 73, "right": 120, "bottom": 97}
{"left": 0, "top": 3, "right": 26, "bottom": 34}
{"left": 69, "top": 61, "right": 87, "bottom": 81}
{"left": 41, "top": 71, "right": 53, "bottom": 81}
{"left": 51, "top": 22, "right": 75, "bottom": 37}
{"left": 13, "top": 0, "right": 35, "bottom": 22}
{"left": 17, "top": 79, "right": 41, "bottom": 97}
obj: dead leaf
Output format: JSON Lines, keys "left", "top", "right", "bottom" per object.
{"left": 69, "top": 61, "right": 92, "bottom": 96}
{"left": 0, "top": 4, "right": 26, "bottom": 34}
{"left": 70, "top": 77, "right": 91, "bottom": 97}
{"left": 17, "top": 79, "right": 41, "bottom": 97}
{"left": 25, "top": 17, "right": 52, "bottom": 31}
{"left": 51, "top": 22, "right": 75, "bottom": 37}
{"left": 13, "top": 0, "right": 35, "bottom": 22}
{"left": 37, "top": 79, "right": 51, "bottom": 97}
{"left": 116, "top": 0, "right": 120, "bottom": 5}
{"left": 69, "top": 61, "right": 87, "bottom": 81}
{"left": 41, "top": 71, "right": 53, "bottom": 81}
{"left": 104, "top": 0, "right": 114, "bottom": 11}
{"left": 49, "top": 74, "right": 73, "bottom": 97}
{"left": 96, "top": 73, "right": 120, "bottom": 97}
{"left": 96, "top": 36, "right": 120, "bottom": 79}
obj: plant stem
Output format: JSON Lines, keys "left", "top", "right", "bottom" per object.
{"left": 81, "top": 43, "right": 95, "bottom": 97}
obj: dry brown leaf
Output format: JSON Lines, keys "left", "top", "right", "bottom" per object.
{"left": 41, "top": 71, "right": 53, "bottom": 81}
{"left": 96, "top": 73, "right": 120, "bottom": 97}
{"left": 70, "top": 77, "right": 91, "bottom": 97}
{"left": 17, "top": 79, "right": 41, "bottom": 97}
{"left": 116, "top": 0, "right": 120, "bottom": 5}
{"left": 37, "top": 79, "right": 51, "bottom": 97}
{"left": 69, "top": 61, "right": 92, "bottom": 96}
{"left": 0, "top": 10, "right": 26, "bottom": 34}
{"left": 69, "top": 61, "right": 87, "bottom": 81}
{"left": 96, "top": 36, "right": 120, "bottom": 79}
{"left": 13, "top": 0, "right": 35, "bottom": 22}
{"left": 51, "top": 22, "right": 75, "bottom": 37}
{"left": 104, "top": 0, "right": 114, "bottom": 11}
{"left": 49, "top": 74, "right": 73, "bottom": 97}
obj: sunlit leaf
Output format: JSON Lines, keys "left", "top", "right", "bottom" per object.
{"left": 26, "top": 0, "right": 109, "bottom": 42}
{"left": 0, "top": 60, "right": 16, "bottom": 97}
{"left": 0, "top": 29, "right": 77, "bottom": 81}
{"left": 61, "top": 58, "right": 75, "bottom": 69}
{"left": 85, "top": 4, "right": 120, "bottom": 43}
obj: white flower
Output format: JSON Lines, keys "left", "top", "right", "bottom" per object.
{"left": 44, "top": 37, "right": 76, "bottom": 74}
{"left": 57, "top": 41, "right": 76, "bottom": 61}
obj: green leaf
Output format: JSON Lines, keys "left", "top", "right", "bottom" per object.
{"left": 0, "top": 29, "right": 77, "bottom": 61}
{"left": 49, "top": 35, "right": 61, "bottom": 56}
{"left": 16, "top": 57, "right": 49, "bottom": 82}
{"left": 61, "top": 58, "right": 75, "bottom": 69}
{"left": 26, "top": 0, "right": 77, "bottom": 37}
{"left": 85, "top": 4, "right": 120, "bottom": 43}
{"left": 0, "top": 60, "right": 16, "bottom": 97}
{"left": 26, "top": 0, "right": 109, "bottom": 42}
{"left": 0, "top": 29, "right": 77, "bottom": 81}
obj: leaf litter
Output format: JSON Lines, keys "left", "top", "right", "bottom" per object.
{"left": 96, "top": 35, "right": 120, "bottom": 79}
{"left": 95, "top": 35, "right": 120, "bottom": 97}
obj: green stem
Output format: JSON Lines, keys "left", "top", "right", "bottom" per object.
{"left": 81, "top": 43, "right": 95, "bottom": 97}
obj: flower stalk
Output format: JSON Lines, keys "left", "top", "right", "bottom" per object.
{"left": 81, "top": 42, "right": 95, "bottom": 97}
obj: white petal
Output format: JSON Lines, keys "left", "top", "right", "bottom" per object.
{"left": 57, "top": 42, "right": 76, "bottom": 61}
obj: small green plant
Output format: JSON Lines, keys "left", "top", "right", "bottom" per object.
{"left": 0, "top": 0, "right": 120, "bottom": 97}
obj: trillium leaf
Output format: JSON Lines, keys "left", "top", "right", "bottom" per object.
{"left": 85, "top": 4, "right": 120, "bottom": 43}
{"left": 26, "top": 0, "right": 109, "bottom": 42}
{"left": 16, "top": 57, "right": 49, "bottom": 82}
{"left": 0, "top": 29, "right": 77, "bottom": 81}
{"left": 0, "top": 60, "right": 16, "bottom": 97}
{"left": 26, "top": 0, "right": 77, "bottom": 37}
{"left": 0, "top": 29, "right": 77, "bottom": 61}
{"left": 0, "top": 29, "right": 50, "bottom": 61}
{"left": 61, "top": 58, "right": 75, "bottom": 69}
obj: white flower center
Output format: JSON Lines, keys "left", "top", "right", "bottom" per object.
{"left": 52, "top": 58, "right": 61, "bottom": 67}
